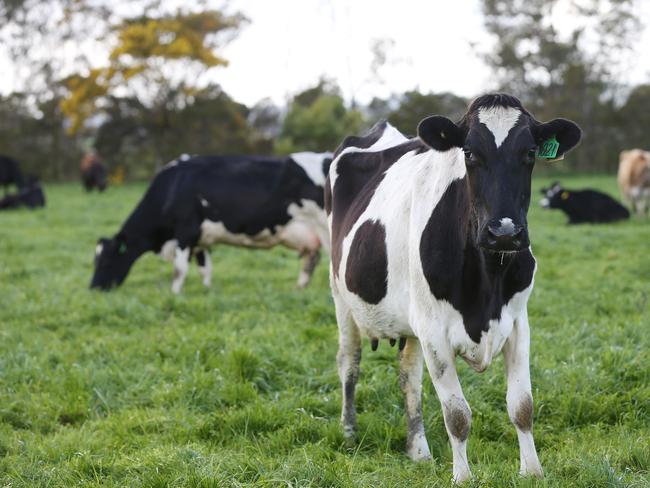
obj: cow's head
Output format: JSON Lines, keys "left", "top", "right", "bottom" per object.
{"left": 539, "top": 182, "right": 566, "bottom": 209}
{"left": 418, "top": 94, "right": 581, "bottom": 252}
{"left": 90, "top": 232, "right": 135, "bottom": 290}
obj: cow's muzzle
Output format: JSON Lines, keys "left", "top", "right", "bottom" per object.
{"left": 479, "top": 218, "right": 528, "bottom": 252}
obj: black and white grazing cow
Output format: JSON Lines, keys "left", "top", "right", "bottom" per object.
{"left": 91, "top": 152, "right": 332, "bottom": 293}
{"left": 326, "top": 94, "right": 581, "bottom": 482}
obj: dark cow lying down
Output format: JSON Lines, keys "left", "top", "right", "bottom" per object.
{"left": 0, "top": 178, "right": 45, "bottom": 210}
{"left": 326, "top": 94, "right": 581, "bottom": 482}
{"left": 91, "top": 152, "right": 332, "bottom": 293}
{"left": 540, "top": 181, "right": 629, "bottom": 223}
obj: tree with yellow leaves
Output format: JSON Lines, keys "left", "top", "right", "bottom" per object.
{"left": 60, "top": 8, "right": 246, "bottom": 153}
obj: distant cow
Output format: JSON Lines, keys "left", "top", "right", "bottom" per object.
{"left": 326, "top": 94, "right": 581, "bottom": 482}
{"left": 0, "top": 178, "right": 45, "bottom": 210}
{"left": 80, "top": 153, "right": 107, "bottom": 192}
{"left": 0, "top": 155, "right": 25, "bottom": 193}
{"left": 91, "top": 152, "right": 332, "bottom": 293}
{"left": 540, "top": 182, "right": 629, "bottom": 223}
{"left": 618, "top": 149, "right": 650, "bottom": 215}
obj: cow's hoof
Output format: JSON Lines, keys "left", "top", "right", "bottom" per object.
{"left": 406, "top": 434, "right": 432, "bottom": 461}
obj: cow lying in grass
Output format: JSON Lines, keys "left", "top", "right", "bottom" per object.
{"left": 540, "top": 182, "right": 629, "bottom": 223}
{"left": 91, "top": 153, "right": 332, "bottom": 293}
{"left": 326, "top": 94, "right": 581, "bottom": 482}
{"left": 0, "top": 178, "right": 45, "bottom": 210}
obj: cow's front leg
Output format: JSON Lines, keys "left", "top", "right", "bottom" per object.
{"left": 334, "top": 293, "right": 361, "bottom": 439}
{"left": 399, "top": 337, "right": 431, "bottom": 461}
{"left": 421, "top": 341, "right": 472, "bottom": 483}
{"left": 171, "top": 247, "right": 190, "bottom": 294}
{"left": 297, "top": 249, "right": 321, "bottom": 288}
{"left": 503, "top": 311, "right": 543, "bottom": 478}
{"left": 195, "top": 249, "right": 212, "bottom": 287}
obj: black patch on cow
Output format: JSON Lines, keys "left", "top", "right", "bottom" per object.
{"left": 345, "top": 220, "right": 388, "bottom": 304}
{"left": 420, "top": 178, "right": 535, "bottom": 343}
{"left": 330, "top": 138, "right": 424, "bottom": 277}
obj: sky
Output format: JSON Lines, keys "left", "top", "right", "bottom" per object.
{"left": 1, "top": 0, "right": 649, "bottom": 106}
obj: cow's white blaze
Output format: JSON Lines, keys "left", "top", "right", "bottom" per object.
{"left": 291, "top": 151, "right": 331, "bottom": 187}
{"left": 478, "top": 106, "right": 521, "bottom": 148}
{"left": 95, "top": 243, "right": 103, "bottom": 257}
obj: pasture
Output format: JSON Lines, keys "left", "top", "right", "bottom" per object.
{"left": 0, "top": 175, "right": 648, "bottom": 487}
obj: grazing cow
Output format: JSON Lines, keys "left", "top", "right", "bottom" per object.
{"left": 80, "top": 153, "right": 108, "bottom": 192}
{"left": 0, "top": 177, "right": 45, "bottom": 210}
{"left": 540, "top": 182, "right": 629, "bottom": 223}
{"left": 91, "top": 152, "right": 332, "bottom": 293}
{"left": 0, "top": 155, "right": 25, "bottom": 193}
{"left": 618, "top": 149, "right": 650, "bottom": 215}
{"left": 326, "top": 94, "right": 581, "bottom": 482}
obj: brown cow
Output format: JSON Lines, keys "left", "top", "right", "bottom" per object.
{"left": 618, "top": 149, "right": 650, "bottom": 216}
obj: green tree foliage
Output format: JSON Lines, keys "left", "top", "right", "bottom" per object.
{"left": 371, "top": 91, "right": 467, "bottom": 136}
{"left": 276, "top": 79, "right": 364, "bottom": 154}
{"left": 94, "top": 85, "right": 265, "bottom": 178}
{"left": 480, "top": 0, "right": 643, "bottom": 172}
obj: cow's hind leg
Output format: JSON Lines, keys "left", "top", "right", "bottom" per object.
{"left": 195, "top": 249, "right": 212, "bottom": 287}
{"left": 297, "top": 249, "right": 321, "bottom": 288}
{"left": 334, "top": 293, "right": 361, "bottom": 440}
{"left": 421, "top": 340, "right": 472, "bottom": 483}
{"left": 399, "top": 337, "right": 431, "bottom": 461}
{"left": 503, "top": 312, "right": 543, "bottom": 478}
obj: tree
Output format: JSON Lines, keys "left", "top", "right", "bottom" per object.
{"left": 276, "top": 79, "right": 364, "bottom": 154}
{"left": 479, "top": 0, "right": 644, "bottom": 171}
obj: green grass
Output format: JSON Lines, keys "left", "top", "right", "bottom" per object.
{"left": 0, "top": 175, "right": 648, "bottom": 487}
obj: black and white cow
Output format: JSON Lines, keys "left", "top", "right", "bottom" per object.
{"left": 0, "top": 155, "right": 25, "bottom": 194}
{"left": 540, "top": 181, "right": 630, "bottom": 223}
{"left": 91, "top": 152, "right": 332, "bottom": 293}
{"left": 326, "top": 94, "right": 581, "bottom": 482}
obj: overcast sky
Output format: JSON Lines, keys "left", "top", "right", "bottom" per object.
{"left": 1, "top": 0, "right": 649, "bottom": 106}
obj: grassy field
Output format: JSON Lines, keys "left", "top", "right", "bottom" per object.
{"left": 0, "top": 175, "right": 648, "bottom": 487}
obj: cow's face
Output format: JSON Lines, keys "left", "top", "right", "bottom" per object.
{"left": 418, "top": 94, "right": 582, "bottom": 253}
{"left": 539, "top": 182, "right": 565, "bottom": 209}
{"left": 90, "top": 234, "right": 133, "bottom": 290}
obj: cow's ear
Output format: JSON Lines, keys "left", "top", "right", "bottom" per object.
{"left": 535, "top": 119, "right": 582, "bottom": 161}
{"left": 417, "top": 116, "right": 464, "bottom": 151}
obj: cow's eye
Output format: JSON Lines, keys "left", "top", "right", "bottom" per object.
{"left": 525, "top": 147, "right": 537, "bottom": 164}
{"left": 464, "top": 148, "right": 480, "bottom": 167}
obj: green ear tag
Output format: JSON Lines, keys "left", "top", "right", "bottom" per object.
{"left": 537, "top": 136, "right": 560, "bottom": 159}
{"left": 119, "top": 243, "right": 127, "bottom": 254}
